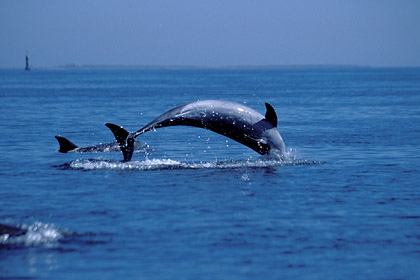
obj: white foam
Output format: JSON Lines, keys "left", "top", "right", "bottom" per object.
{"left": 69, "top": 158, "right": 183, "bottom": 171}
{"left": 62, "top": 157, "right": 323, "bottom": 171}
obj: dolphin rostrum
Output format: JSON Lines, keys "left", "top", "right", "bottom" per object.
{"left": 106, "top": 100, "right": 286, "bottom": 161}
{"left": 55, "top": 135, "right": 147, "bottom": 153}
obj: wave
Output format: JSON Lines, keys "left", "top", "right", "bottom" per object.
{"left": 0, "top": 221, "right": 64, "bottom": 247}
{"left": 55, "top": 157, "right": 324, "bottom": 171}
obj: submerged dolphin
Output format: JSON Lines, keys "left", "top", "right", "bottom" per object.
{"left": 106, "top": 100, "right": 286, "bottom": 161}
{"left": 0, "top": 223, "right": 27, "bottom": 237}
{"left": 55, "top": 135, "right": 147, "bottom": 153}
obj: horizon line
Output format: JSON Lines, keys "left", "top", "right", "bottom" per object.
{"left": 1, "top": 63, "right": 420, "bottom": 70}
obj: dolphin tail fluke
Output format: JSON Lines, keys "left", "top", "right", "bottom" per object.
{"left": 55, "top": 135, "right": 78, "bottom": 153}
{"left": 105, "top": 123, "right": 134, "bottom": 161}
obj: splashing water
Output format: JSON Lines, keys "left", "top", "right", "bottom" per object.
{"left": 55, "top": 156, "right": 323, "bottom": 171}
{"left": 0, "top": 222, "right": 63, "bottom": 247}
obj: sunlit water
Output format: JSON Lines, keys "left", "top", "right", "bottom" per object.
{"left": 1, "top": 67, "right": 419, "bottom": 279}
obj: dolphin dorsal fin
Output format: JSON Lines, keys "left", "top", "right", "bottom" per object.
{"left": 55, "top": 135, "right": 78, "bottom": 153}
{"left": 264, "top": 103, "right": 277, "bottom": 127}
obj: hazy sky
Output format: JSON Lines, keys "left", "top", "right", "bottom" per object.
{"left": 1, "top": 0, "right": 420, "bottom": 67}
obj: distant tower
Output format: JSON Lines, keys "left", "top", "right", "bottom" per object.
{"left": 25, "top": 52, "right": 30, "bottom": 71}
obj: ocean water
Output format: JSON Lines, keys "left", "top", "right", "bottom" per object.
{"left": 0, "top": 67, "right": 419, "bottom": 279}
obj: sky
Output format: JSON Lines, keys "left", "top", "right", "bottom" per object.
{"left": 1, "top": 0, "right": 420, "bottom": 68}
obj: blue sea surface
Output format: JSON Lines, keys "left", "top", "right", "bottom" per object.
{"left": 1, "top": 67, "right": 419, "bottom": 279}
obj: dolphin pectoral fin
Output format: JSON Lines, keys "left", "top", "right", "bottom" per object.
{"left": 55, "top": 135, "right": 78, "bottom": 153}
{"left": 105, "top": 123, "right": 134, "bottom": 161}
{"left": 264, "top": 103, "right": 278, "bottom": 127}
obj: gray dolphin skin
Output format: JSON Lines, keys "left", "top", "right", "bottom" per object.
{"left": 106, "top": 100, "right": 286, "bottom": 161}
{"left": 55, "top": 135, "right": 147, "bottom": 153}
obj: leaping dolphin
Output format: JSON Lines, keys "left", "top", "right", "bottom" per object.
{"left": 55, "top": 135, "right": 147, "bottom": 153}
{"left": 106, "top": 100, "right": 286, "bottom": 161}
